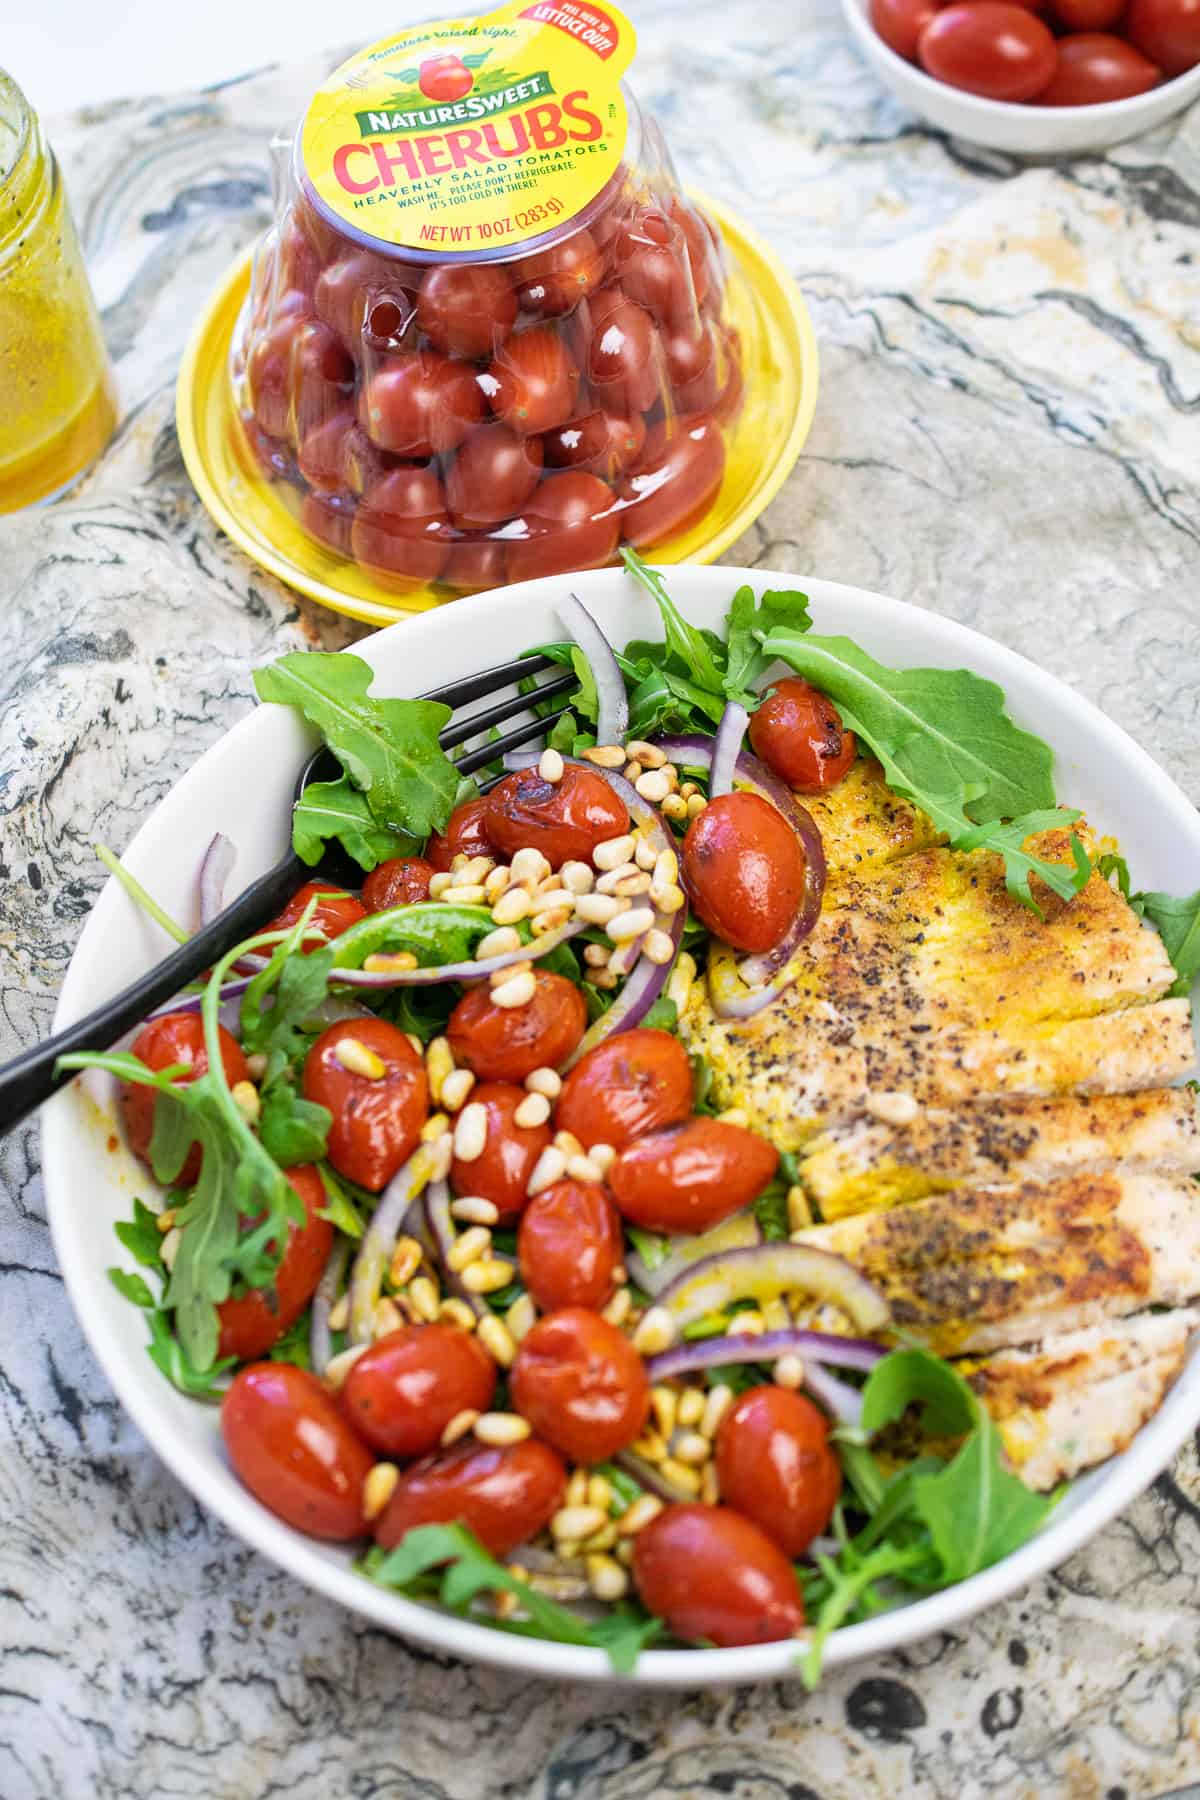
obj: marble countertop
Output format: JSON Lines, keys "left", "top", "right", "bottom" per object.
{"left": 3, "top": 3, "right": 1200, "bottom": 1793}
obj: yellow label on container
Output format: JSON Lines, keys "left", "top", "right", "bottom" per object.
{"left": 300, "top": 1, "right": 636, "bottom": 257}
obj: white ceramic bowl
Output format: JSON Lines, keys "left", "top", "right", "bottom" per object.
{"left": 840, "top": 0, "right": 1200, "bottom": 154}
{"left": 42, "top": 564, "right": 1200, "bottom": 1686}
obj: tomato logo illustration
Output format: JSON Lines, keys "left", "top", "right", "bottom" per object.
{"left": 419, "top": 55, "right": 475, "bottom": 102}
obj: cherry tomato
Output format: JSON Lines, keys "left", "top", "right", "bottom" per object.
{"left": 517, "top": 1180, "right": 624, "bottom": 1312}
{"left": 631, "top": 1504, "right": 804, "bottom": 1646}
{"left": 302, "top": 490, "right": 356, "bottom": 557}
{"left": 361, "top": 855, "right": 435, "bottom": 911}
{"left": 715, "top": 1387, "right": 842, "bottom": 1559}
{"left": 608, "top": 1117, "right": 779, "bottom": 1234}
{"left": 489, "top": 327, "right": 581, "bottom": 436}
{"left": 443, "top": 535, "right": 508, "bottom": 592}
{"left": 315, "top": 253, "right": 392, "bottom": 350}
{"left": 302, "top": 1017, "right": 428, "bottom": 1192}
{"left": 555, "top": 1028, "right": 693, "bottom": 1150}
{"left": 264, "top": 878, "right": 367, "bottom": 951}
{"left": 510, "top": 1307, "right": 650, "bottom": 1463}
{"left": 222, "top": 1363, "right": 373, "bottom": 1540}
{"left": 748, "top": 676, "right": 858, "bottom": 793}
{"left": 373, "top": 1437, "right": 566, "bottom": 1557}
{"left": 419, "top": 53, "right": 474, "bottom": 102}
{"left": 120, "top": 1012, "right": 249, "bottom": 1187}
{"left": 216, "top": 1165, "right": 334, "bottom": 1363}
{"left": 587, "top": 294, "right": 661, "bottom": 417}
{"left": 542, "top": 409, "right": 646, "bottom": 478}
{"left": 513, "top": 227, "right": 604, "bottom": 316}
{"left": 618, "top": 417, "right": 726, "bottom": 549}
{"left": 298, "top": 407, "right": 355, "bottom": 493}
{"left": 661, "top": 320, "right": 721, "bottom": 416}
{"left": 360, "top": 351, "right": 483, "bottom": 456}
{"left": 342, "top": 1323, "right": 496, "bottom": 1458}
{"left": 446, "top": 424, "right": 544, "bottom": 529}
{"left": 1124, "top": 0, "right": 1200, "bottom": 73}
{"left": 681, "top": 790, "right": 807, "bottom": 953}
{"left": 426, "top": 795, "right": 497, "bottom": 871}
{"left": 918, "top": 3, "right": 1059, "bottom": 97}
{"left": 449, "top": 1081, "right": 551, "bottom": 1221}
{"left": 246, "top": 315, "right": 298, "bottom": 441}
{"left": 448, "top": 968, "right": 588, "bottom": 1082}
{"left": 1051, "top": 0, "right": 1125, "bottom": 25}
{"left": 1037, "top": 30, "right": 1161, "bottom": 97}
{"left": 351, "top": 466, "right": 451, "bottom": 585}
{"left": 290, "top": 319, "right": 354, "bottom": 440}
{"left": 484, "top": 763, "right": 630, "bottom": 868}
{"left": 871, "top": 0, "right": 944, "bottom": 60}
{"left": 505, "top": 471, "right": 621, "bottom": 584}
{"left": 668, "top": 199, "right": 715, "bottom": 310}
{"left": 615, "top": 210, "right": 696, "bottom": 328}
{"left": 417, "top": 264, "right": 518, "bottom": 358}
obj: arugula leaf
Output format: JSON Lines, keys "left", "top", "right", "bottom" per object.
{"left": 723, "top": 584, "right": 813, "bottom": 704}
{"left": 254, "top": 652, "right": 458, "bottom": 839}
{"left": 860, "top": 1346, "right": 978, "bottom": 1438}
{"left": 1097, "top": 850, "right": 1142, "bottom": 913}
{"left": 330, "top": 902, "right": 495, "bottom": 972}
{"left": 955, "top": 810, "right": 1090, "bottom": 913}
{"left": 913, "top": 1431, "right": 1053, "bottom": 1582}
{"left": 640, "top": 995, "right": 678, "bottom": 1032}
{"left": 258, "top": 1079, "right": 330, "bottom": 1165}
{"left": 754, "top": 1183, "right": 791, "bottom": 1242}
{"left": 114, "top": 1197, "right": 167, "bottom": 1270}
{"left": 266, "top": 1307, "right": 313, "bottom": 1372}
{"left": 621, "top": 548, "right": 726, "bottom": 693}
{"left": 108, "top": 1244, "right": 235, "bottom": 1400}
{"left": 109, "top": 1266, "right": 157, "bottom": 1309}
{"left": 316, "top": 1166, "right": 368, "bottom": 1240}
{"left": 1138, "top": 887, "right": 1200, "bottom": 997}
{"left": 293, "top": 775, "right": 420, "bottom": 872}
{"left": 626, "top": 1225, "right": 671, "bottom": 1271}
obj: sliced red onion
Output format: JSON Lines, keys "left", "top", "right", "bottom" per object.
{"left": 645, "top": 1326, "right": 885, "bottom": 1384}
{"left": 148, "top": 975, "right": 254, "bottom": 1018}
{"left": 709, "top": 702, "right": 749, "bottom": 800}
{"left": 626, "top": 1210, "right": 762, "bottom": 1298}
{"left": 329, "top": 915, "right": 586, "bottom": 990}
{"left": 423, "top": 1179, "right": 515, "bottom": 1320}
{"left": 800, "top": 1360, "right": 866, "bottom": 1427}
{"left": 654, "top": 1242, "right": 891, "bottom": 1336}
{"left": 198, "top": 833, "right": 238, "bottom": 926}
{"left": 310, "top": 1238, "right": 351, "bottom": 1376}
{"left": 348, "top": 1145, "right": 442, "bottom": 1345}
{"left": 559, "top": 591, "right": 628, "bottom": 748}
{"left": 612, "top": 1450, "right": 698, "bottom": 1505}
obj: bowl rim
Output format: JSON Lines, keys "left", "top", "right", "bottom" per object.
{"left": 41, "top": 562, "right": 1200, "bottom": 1687}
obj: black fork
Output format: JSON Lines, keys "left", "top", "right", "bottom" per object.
{"left": 0, "top": 652, "right": 574, "bottom": 1133}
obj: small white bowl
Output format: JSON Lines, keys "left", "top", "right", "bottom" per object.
{"left": 840, "top": 0, "right": 1200, "bottom": 154}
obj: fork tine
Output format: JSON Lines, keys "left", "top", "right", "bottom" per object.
{"left": 438, "top": 671, "right": 577, "bottom": 751}
{"left": 421, "top": 652, "right": 555, "bottom": 710}
{"left": 456, "top": 708, "right": 568, "bottom": 775}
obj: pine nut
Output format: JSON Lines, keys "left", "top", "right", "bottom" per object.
{"left": 589, "top": 1142, "right": 616, "bottom": 1174}
{"left": 587, "top": 1473, "right": 613, "bottom": 1513}
{"left": 635, "top": 770, "right": 671, "bottom": 803}
{"left": 228, "top": 1079, "right": 260, "bottom": 1124}
{"left": 607, "top": 907, "right": 655, "bottom": 943}
{"left": 612, "top": 1263, "right": 628, "bottom": 1285}
{"left": 441, "top": 1408, "right": 480, "bottom": 1446}
{"left": 363, "top": 950, "right": 418, "bottom": 973}
{"left": 528, "top": 1571, "right": 589, "bottom": 1600}
{"left": 650, "top": 1385, "right": 678, "bottom": 1439}
{"left": 159, "top": 1227, "right": 182, "bottom": 1270}
{"left": 373, "top": 1297, "right": 404, "bottom": 1339}
{"left": 586, "top": 1554, "right": 629, "bottom": 1602}
{"left": 631, "top": 1430, "right": 668, "bottom": 1463}
{"left": 618, "top": 1494, "right": 663, "bottom": 1536}
{"left": 447, "top": 1225, "right": 492, "bottom": 1271}
{"left": 450, "top": 1194, "right": 499, "bottom": 1226}
{"left": 866, "top": 1089, "right": 921, "bottom": 1127}
{"left": 560, "top": 861, "right": 595, "bottom": 894}
{"left": 652, "top": 847, "right": 679, "bottom": 886}
{"left": 623, "top": 761, "right": 643, "bottom": 783}
{"left": 660, "top": 1458, "right": 702, "bottom": 1495}
{"left": 662, "top": 792, "right": 688, "bottom": 821}
{"left": 593, "top": 833, "right": 636, "bottom": 871}
{"left": 602, "top": 1287, "right": 632, "bottom": 1327}
{"left": 493, "top": 1589, "right": 521, "bottom": 1621}
{"left": 532, "top": 906, "right": 571, "bottom": 936}
{"left": 591, "top": 970, "right": 618, "bottom": 990}
{"left": 551, "top": 1505, "right": 608, "bottom": 1541}
{"left": 582, "top": 744, "right": 626, "bottom": 768}
{"left": 686, "top": 794, "right": 707, "bottom": 819}
{"left": 506, "top": 1292, "right": 537, "bottom": 1341}
{"left": 763, "top": 1297, "right": 790, "bottom": 1332}
{"left": 476, "top": 925, "right": 523, "bottom": 961}
{"left": 729, "top": 1311, "right": 766, "bottom": 1337}
{"left": 775, "top": 1354, "right": 806, "bottom": 1390}
{"left": 387, "top": 1235, "right": 423, "bottom": 1290}
{"left": 421, "top": 1110, "right": 451, "bottom": 1142}
{"left": 595, "top": 862, "right": 639, "bottom": 894}
{"left": 491, "top": 886, "right": 532, "bottom": 925}
{"left": 439, "top": 1297, "right": 478, "bottom": 1331}
{"left": 510, "top": 847, "right": 552, "bottom": 885}
{"left": 677, "top": 1387, "right": 705, "bottom": 1429}
{"left": 566, "top": 1467, "right": 589, "bottom": 1508}
{"left": 408, "top": 1275, "right": 441, "bottom": 1322}
{"left": 632, "top": 1306, "right": 677, "bottom": 1355}
{"left": 424, "top": 1036, "right": 455, "bottom": 1104}
{"left": 679, "top": 781, "right": 701, "bottom": 800}
{"left": 787, "top": 1185, "right": 813, "bottom": 1232}
{"left": 553, "top": 1128, "right": 585, "bottom": 1158}
{"left": 525, "top": 1066, "right": 562, "bottom": 1099}
{"left": 576, "top": 892, "right": 622, "bottom": 925}
{"left": 438, "top": 1069, "right": 474, "bottom": 1114}
{"left": 485, "top": 863, "right": 512, "bottom": 901}
{"left": 334, "top": 1037, "right": 387, "bottom": 1080}
{"left": 634, "top": 837, "right": 658, "bottom": 871}
{"left": 538, "top": 747, "right": 565, "bottom": 783}
{"left": 643, "top": 929, "right": 676, "bottom": 965}
{"left": 429, "top": 872, "right": 453, "bottom": 899}
{"left": 454, "top": 1102, "right": 488, "bottom": 1162}
{"left": 474, "top": 1410, "right": 530, "bottom": 1446}
{"left": 477, "top": 1313, "right": 517, "bottom": 1367}
{"left": 453, "top": 854, "right": 493, "bottom": 884}
{"left": 627, "top": 740, "right": 667, "bottom": 769}
{"left": 327, "top": 1293, "right": 349, "bottom": 1333}
{"left": 514, "top": 1091, "right": 551, "bottom": 1130}
{"left": 425, "top": 1133, "right": 454, "bottom": 1183}
{"left": 614, "top": 872, "right": 653, "bottom": 898}
{"left": 492, "top": 969, "right": 537, "bottom": 1009}
{"left": 583, "top": 942, "right": 611, "bottom": 967}
{"left": 566, "top": 1153, "right": 602, "bottom": 1183}
{"left": 701, "top": 1384, "right": 734, "bottom": 1439}
{"left": 650, "top": 882, "right": 686, "bottom": 915}
{"left": 324, "top": 1343, "right": 369, "bottom": 1389}
{"left": 450, "top": 851, "right": 472, "bottom": 874}
{"left": 156, "top": 1208, "right": 178, "bottom": 1235}
{"left": 461, "top": 1259, "right": 515, "bottom": 1294}
{"left": 441, "top": 882, "right": 488, "bottom": 905}
{"left": 244, "top": 1053, "right": 268, "bottom": 1083}
{"left": 672, "top": 1430, "right": 711, "bottom": 1467}
{"left": 527, "top": 1145, "right": 566, "bottom": 1195}
{"left": 700, "top": 1463, "right": 720, "bottom": 1505}
{"left": 363, "top": 1462, "right": 400, "bottom": 1521}
{"left": 490, "top": 958, "right": 532, "bottom": 987}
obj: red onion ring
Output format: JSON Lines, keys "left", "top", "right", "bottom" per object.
{"left": 423, "top": 1179, "right": 515, "bottom": 1320}
{"left": 653, "top": 1242, "right": 891, "bottom": 1336}
{"left": 644, "top": 1326, "right": 885, "bottom": 1384}
{"left": 626, "top": 1210, "right": 762, "bottom": 1297}
{"left": 309, "top": 1237, "right": 351, "bottom": 1376}
{"left": 559, "top": 591, "right": 628, "bottom": 748}
{"left": 708, "top": 703, "right": 749, "bottom": 801}
{"left": 800, "top": 1360, "right": 866, "bottom": 1427}
{"left": 198, "top": 833, "right": 238, "bottom": 926}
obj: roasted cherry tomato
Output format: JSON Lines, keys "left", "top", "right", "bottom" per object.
{"left": 511, "top": 1307, "right": 650, "bottom": 1463}
{"left": 506, "top": 471, "right": 621, "bottom": 584}
{"left": 216, "top": 1165, "right": 334, "bottom": 1363}
{"left": 351, "top": 466, "right": 450, "bottom": 586}
{"left": 618, "top": 417, "right": 726, "bottom": 549}
{"left": 120, "top": 1012, "right": 249, "bottom": 1187}
{"left": 870, "top": 0, "right": 945, "bottom": 60}
{"left": 682, "top": 790, "right": 806, "bottom": 953}
{"left": 417, "top": 264, "right": 518, "bottom": 358}
{"left": 448, "top": 969, "right": 588, "bottom": 1082}
{"left": 419, "top": 53, "right": 474, "bottom": 101}
{"left": 360, "top": 350, "right": 483, "bottom": 457}
{"left": 484, "top": 763, "right": 629, "bottom": 868}
{"left": 542, "top": 409, "right": 646, "bottom": 479}
{"left": 449, "top": 1081, "right": 551, "bottom": 1221}
{"left": 446, "top": 424, "right": 544, "bottom": 530}
{"left": 373, "top": 1437, "right": 567, "bottom": 1557}
{"left": 301, "top": 490, "right": 356, "bottom": 556}
{"left": 1124, "top": 0, "right": 1200, "bottom": 75}
{"left": 518, "top": 1181, "right": 624, "bottom": 1313}
{"left": 615, "top": 210, "right": 696, "bottom": 328}
{"left": 342, "top": 1323, "right": 496, "bottom": 1458}
{"left": 608, "top": 1117, "right": 779, "bottom": 1234}
{"left": 631, "top": 1503, "right": 805, "bottom": 1647}
{"left": 1051, "top": 0, "right": 1125, "bottom": 25}
{"left": 748, "top": 676, "right": 858, "bottom": 793}
{"left": 513, "top": 227, "right": 604, "bottom": 316}
{"left": 489, "top": 326, "right": 581, "bottom": 436}
{"left": 917, "top": 3, "right": 1059, "bottom": 97}
{"left": 715, "top": 1387, "right": 842, "bottom": 1559}
{"left": 586, "top": 293, "right": 661, "bottom": 416}
{"left": 426, "top": 795, "right": 498, "bottom": 871}
{"left": 555, "top": 1028, "right": 693, "bottom": 1150}
{"left": 1037, "top": 30, "right": 1161, "bottom": 98}
{"left": 361, "top": 855, "right": 435, "bottom": 912}
{"left": 222, "top": 1363, "right": 373, "bottom": 1541}
{"left": 264, "top": 878, "right": 368, "bottom": 952}
{"left": 302, "top": 1017, "right": 428, "bottom": 1192}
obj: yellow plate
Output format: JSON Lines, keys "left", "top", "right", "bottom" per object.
{"left": 176, "top": 194, "right": 819, "bottom": 629}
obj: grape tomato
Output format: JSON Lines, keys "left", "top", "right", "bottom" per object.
{"left": 120, "top": 1012, "right": 248, "bottom": 1187}
{"left": 631, "top": 1504, "right": 804, "bottom": 1647}
{"left": 484, "top": 763, "right": 630, "bottom": 868}
{"left": 448, "top": 968, "right": 588, "bottom": 1083}
{"left": 449, "top": 1081, "right": 551, "bottom": 1221}
{"left": 222, "top": 1363, "right": 373, "bottom": 1541}
{"left": 681, "top": 789, "right": 808, "bottom": 952}
{"left": 446, "top": 425, "right": 543, "bottom": 530}
{"left": 608, "top": 1116, "right": 780, "bottom": 1234}
{"left": 1124, "top": 0, "right": 1200, "bottom": 75}
{"left": 216, "top": 1165, "right": 333, "bottom": 1364}
{"left": 618, "top": 417, "right": 726, "bottom": 549}
{"left": 917, "top": 1, "right": 1059, "bottom": 97}
{"left": 748, "top": 677, "right": 858, "bottom": 793}
{"left": 1037, "top": 31, "right": 1161, "bottom": 100}
{"left": 488, "top": 327, "right": 581, "bottom": 436}
{"left": 373, "top": 1437, "right": 566, "bottom": 1558}
{"left": 361, "top": 855, "right": 434, "bottom": 911}
{"left": 871, "top": 0, "right": 945, "bottom": 60}
{"left": 517, "top": 1179, "right": 624, "bottom": 1312}
{"left": 342, "top": 1324, "right": 496, "bottom": 1458}
{"left": 555, "top": 1028, "right": 694, "bottom": 1149}
{"left": 425, "top": 796, "right": 497, "bottom": 871}
{"left": 510, "top": 1307, "right": 650, "bottom": 1463}
{"left": 302, "top": 1016, "right": 428, "bottom": 1191}
{"left": 505, "top": 472, "right": 621, "bottom": 584}
{"left": 714, "top": 1386, "right": 842, "bottom": 1558}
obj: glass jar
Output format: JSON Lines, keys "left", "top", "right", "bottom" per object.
{"left": 0, "top": 70, "right": 116, "bottom": 512}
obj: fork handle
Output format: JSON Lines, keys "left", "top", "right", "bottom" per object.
{"left": 0, "top": 851, "right": 308, "bottom": 1136}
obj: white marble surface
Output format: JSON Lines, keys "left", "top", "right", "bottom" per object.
{"left": 3, "top": 3, "right": 1200, "bottom": 1794}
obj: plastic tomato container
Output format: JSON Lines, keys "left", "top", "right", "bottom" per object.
{"left": 230, "top": 0, "right": 747, "bottom": 595}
